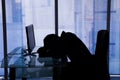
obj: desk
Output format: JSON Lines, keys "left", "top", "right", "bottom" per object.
{"left": 1, "top": 47, "right": 54, "bottom": 80}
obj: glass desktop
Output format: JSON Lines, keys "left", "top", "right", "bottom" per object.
{"left": 1, "top": 47, "right": 54, "bottom": 79}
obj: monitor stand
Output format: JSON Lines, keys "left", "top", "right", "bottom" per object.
{"left": 22, "top": 49, "right": 38, "bottom": 67}
{"left": 22, "top": 49, "right": 37, "bottom": 57}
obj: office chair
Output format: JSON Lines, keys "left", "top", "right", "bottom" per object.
{"left": 81, "top": 29, "right": 110, "bottom": 80}
{"left": 94, "top": 30, "right": 110, "bottom": 80}
{"left": 80, "top": 30, "right": 110, "bottom": 80}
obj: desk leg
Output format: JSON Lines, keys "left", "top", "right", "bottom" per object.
{"left": 9, "top": 68, "right": 16, "bottom": 80}
{"left": 22, "top": 78, "right": 27, "bottom": 80}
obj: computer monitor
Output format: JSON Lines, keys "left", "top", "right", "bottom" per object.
{"left": 25, "top": 24, "right": 36, "bottom": 53}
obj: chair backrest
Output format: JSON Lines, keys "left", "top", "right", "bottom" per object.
{"left": 95, "top": 30, "right": 110, "bottom": 80}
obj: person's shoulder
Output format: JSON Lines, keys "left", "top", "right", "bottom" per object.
{"left": 61, "top": 31, "right": 76, "bottom": 36}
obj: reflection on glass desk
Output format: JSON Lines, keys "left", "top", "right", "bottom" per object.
{"left": 1, "top": 47, "right": 54, "bottom": 79}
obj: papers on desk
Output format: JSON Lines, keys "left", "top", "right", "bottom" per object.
{"left": 8, "top": 55, "right": 21, "bottom": 65}
{"left": 8, "top": 52, "right": 53, "bottom": 67}
{"left": 8, "top": 55, "right": 26, "bottom": 67}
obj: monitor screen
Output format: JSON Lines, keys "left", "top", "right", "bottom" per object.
{"left": 25, "top": 24, "right": 36, "bottom": 53}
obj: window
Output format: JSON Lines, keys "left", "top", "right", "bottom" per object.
{"left": 1, "top": 0, "right": 120, "bottom": 77}
{"left": 58, "top": 0, "right": 120, "bottom": 75}
{"left": 26, "top": 0, "right": 55, "bottom": 46}
{"left": 109, "top": 0, "right": 120, "bottom": 74}
{"left": 0, "top": 0, "right": 4, "bottom": 76}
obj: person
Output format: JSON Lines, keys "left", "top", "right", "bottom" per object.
{"left": 37, "top": 34, "right": 60, "bottom": 58}
{"left": 60, "top": 31, "right": 94, "bottom": 80}
{"left": 60, "top": 31, "right": 92, "bottom": 62}
{"left": 37, "top": 31, "right": 109, "bottom": 80}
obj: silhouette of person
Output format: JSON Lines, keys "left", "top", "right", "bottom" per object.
{"left": 37, "top": 31, "right": 110, "bottom": 80}
{"left": 37, "top": 34, "right": 60, "bottom": 58}
{"left": 60, "top": 31, "right": 94, "bottom": 80}
{"left": 60, "top": 31, "right": 91, "bottom": 62}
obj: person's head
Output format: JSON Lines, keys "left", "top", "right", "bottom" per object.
{"left": 43, "top": 34, "right": 61, "bottom": 58}
{"left": 44, "top": 34, "right": 60, "bottom": 49}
